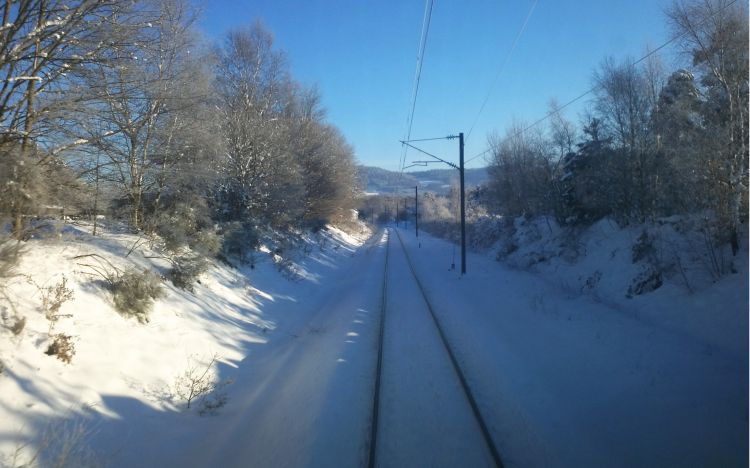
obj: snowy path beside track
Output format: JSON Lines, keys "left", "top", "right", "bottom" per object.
{"left": 171, "top": 231, "right": 389, "bottom": 468}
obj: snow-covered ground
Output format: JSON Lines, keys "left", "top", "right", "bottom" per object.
{"left": 1, "top": 218, "right": 746, "bottom": 467}
{"left": 476, "top": 215, "right": 748, "bottom": 357}
{"left": 0, "top": 221, "right": 373, "bottom": 467}
{"left": 376, "top": 232, "right": 495, "bottom": 467}
{"left": 395, "top": 223, "right": 747, "bottom": 467}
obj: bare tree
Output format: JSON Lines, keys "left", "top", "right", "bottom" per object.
{"left": 593, "top": 57, "right": 663, "bottom": 219}
{"left": 214, "top": 22, "right": 310, "bottom": 226}
{"left": 0, "top": 0, "right": 135, "bottom": 237}
{"left": 73, "top": 0, "right": 203, "bottom": 230}
{"left": 486, "top": 122, "right": 554, "bottom": 217}
{"left": 547, "top": 99, "right": 577, "bottom": 166}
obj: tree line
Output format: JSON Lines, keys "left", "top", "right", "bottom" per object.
{"left": 0, "top": 0, "right": 359, "bottom": 248}
{"left": 483, "top": 0, "right": 747, "bottom": 255}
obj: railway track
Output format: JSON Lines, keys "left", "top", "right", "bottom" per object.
{"left": 367, "top": 228, "right": 504, "bottom": 468}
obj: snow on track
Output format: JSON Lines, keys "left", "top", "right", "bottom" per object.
{"left": 372, "top": 229, "right": 496, "bottom": 468}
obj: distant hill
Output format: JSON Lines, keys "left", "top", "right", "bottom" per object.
{"left": 357, "top": 165, "right": 488, "bottom": 195}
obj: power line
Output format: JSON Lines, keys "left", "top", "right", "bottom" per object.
{"left": 400, "top": 138, "right": 458, "bottom": 169}
{"left": 398, "top": 0, "right": 434, "bottom": 175}
{"left": 465, "top": 0, "right": 538, "bottom": 141}
{"left": 466, "top": 0, "right": 741, "bottom": 165}
{"left": 465, "top": 147, "right": 491, "bottom": 164}
{"left": 399, "top": 0, "right": 434, "bottom": 173}
{"left": 401, "top": 136, "right": 451, "bottom": 143}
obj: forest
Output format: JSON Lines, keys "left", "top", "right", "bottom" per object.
{"left": 481, "top": 0, "right": 747, "bottom": 255}
{"left": 0, "top": 0, "right": 359, "bottom": 279}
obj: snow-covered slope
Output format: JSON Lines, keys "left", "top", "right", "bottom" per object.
{"left": 0, "top": 221, "right": 371, "bottom": 467}
{"left": 1, "top": 216, "right": 746, "bottom": 467}
{"left": 396, "top": 225, "right": 747, "bottom": 467}
{"left": 487, "top": 215, "right": 748, "bottom": 357}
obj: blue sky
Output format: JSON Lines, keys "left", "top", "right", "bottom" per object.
{"left": 197, "top": 1, "right": 678, "bottom": 170}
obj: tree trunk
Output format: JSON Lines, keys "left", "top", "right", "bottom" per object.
{"left": 12, "top": 0, "right": 44, "bottom": 240}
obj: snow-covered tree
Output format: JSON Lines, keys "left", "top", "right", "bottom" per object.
{"left": 0, "top": 0, "right": 136, "bottom": 236}
{"left": 214, "top": 22, "right": 301, "bottom": 224}
{"left": 72, "top": 0, "right": 203, "bottom": 230}
{"left": 667, "top": 0, "right": 748, "bottom": 254}
{"left": 485, "top": 122, "right": 553, "bottom": 217}
{"left": 289, "top": 89, "right": 358, "bottom": 226}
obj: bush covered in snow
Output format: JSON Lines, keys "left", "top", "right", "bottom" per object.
{"left": 221, "top": 221, "right": 260, "bottom": 264}
{"left": 38, "top": 276, "right": 74, "bottom": 323}
{"left": 150, "top": 200, "right": 221, "bottom": 258}
{"left": 169, "top": 255, "right": 208, "bottom": 292}
{"left": 111, "top": 268, "right": 164, "bottom": 323}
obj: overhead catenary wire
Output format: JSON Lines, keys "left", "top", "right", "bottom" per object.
{"left": 465, "top": 147, "right": 492, "bottom": 165}
{"left": 398, "top": 0, "right": 434, "bottom": 176}
{"left": 401, "top": 136, "right": 452, "bottom": 143}
{"left": 465, "top": 0, "right": 539, "bottom": 141}
{"left": 464, "top": 0, "right": 741, "bottom": 166}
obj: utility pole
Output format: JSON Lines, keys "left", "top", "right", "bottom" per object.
{"left": 400, "top": 132, "right": 468, "bottom": 274}
{"left": 403, "top": 197, "right": 408, "bottom": 229}
{"left": 459, "top": 132, "right": 466, "bottom": 275}
{"left": 415, "top": 185, "right": 419, "bottom": 238}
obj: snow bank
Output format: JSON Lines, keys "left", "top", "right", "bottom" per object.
{"left": 0, "top": 219, "right": 371, "bottom": 466}
{"left": 425, "top": 214, "right": 748, "bottom": 356}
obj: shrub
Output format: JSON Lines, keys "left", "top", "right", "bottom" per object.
{"left": 699, "top": 218, "right": 734, "bottom": 279}
{"left": 0, "top": 236, "right": 23, "bottom": 322}
{"left": 495, "top": 239, "right": 518, "bottom": 260}
{"left": 632, "top": 230, "right": 656, "bottom": 263}
{"left": 221, "top": 222, "right": 259, "bottom": 263}
{"left": 151, "top": 200, "right": 220, "bottom": 257}
{"left": 9, "top": 315, "right": 26, "bottom": 335}
{"left": 198, "top": 393, "right": 229, "bottom": 416}
{"left": 173, "top": 353, "right": 232, "bottom": 414}
{"left": 111, "top": 268, "right": 164, "bottom": 323}
{"left": 0, "top": 235, "right": 23, "bottom": 283}
{"left": 627, "top": 268, "right": 663, "bottom": 298}
{"left": 193, "top": 229, "right": 221, "bottom": 258}
{"left": 8, "top": 410, "right": 100, "bottom": 467}
{"left": 169, "top": 255, "right": 208, "bottom": 292}
{"left": 75, "top": 255, "right": 164, "bottom": 323}
{"left": 39, "top": 276, "right": 74, "bottom": 322}
{"left": 276, "top": 257, "right": 302, "bottom": 282}
{"left": 45, "top": 333, "right": 76, "bottom": 364}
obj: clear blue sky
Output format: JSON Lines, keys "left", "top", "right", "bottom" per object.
{"left": 197, "top": 0, "right": 678, "bottom": 170}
